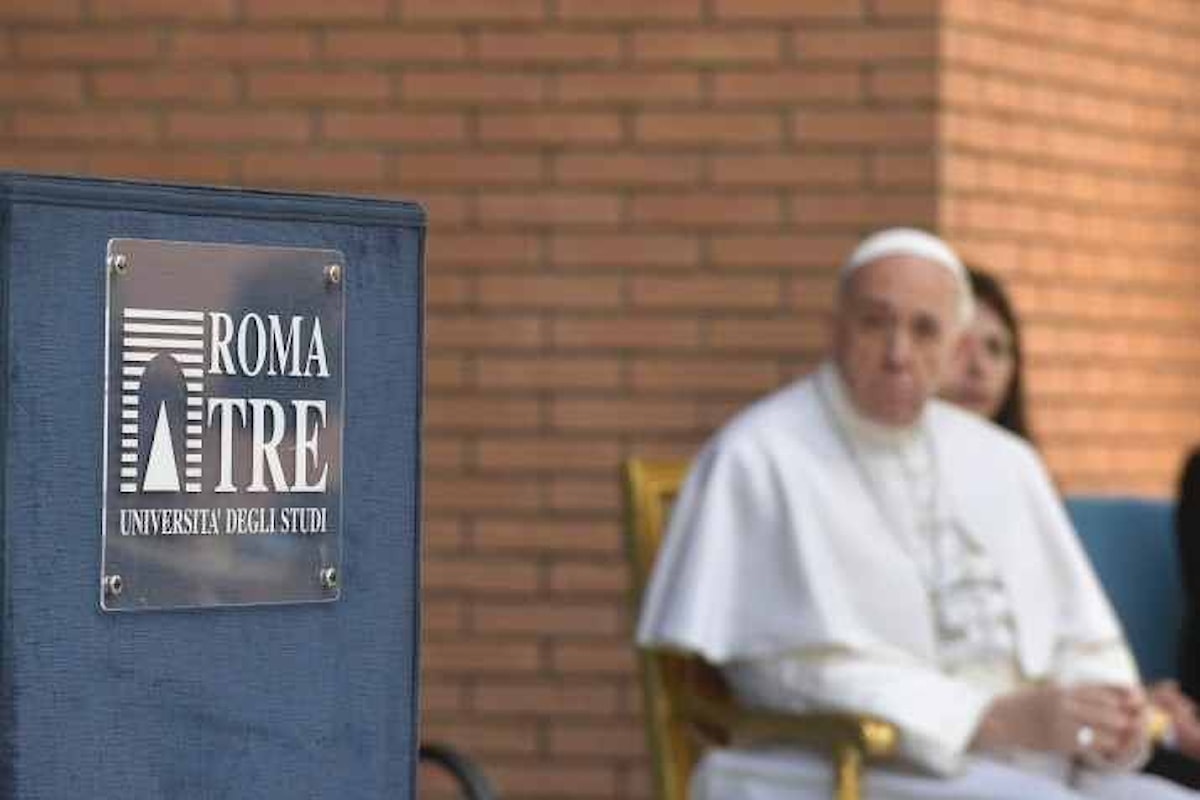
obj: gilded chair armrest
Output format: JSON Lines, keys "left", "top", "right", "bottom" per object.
{"left": 730, "top": 708, "right": 899, "bottom": 758}
{"left": 679, "top": 691, "right": 899, "bottom": 758}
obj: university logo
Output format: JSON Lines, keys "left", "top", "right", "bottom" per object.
{"left": 119, "top": 308, "right": 207, "bottom": 494}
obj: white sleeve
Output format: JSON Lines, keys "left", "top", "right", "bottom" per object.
{"left": 724, "top": 650, "right": 998, "bottom": 776}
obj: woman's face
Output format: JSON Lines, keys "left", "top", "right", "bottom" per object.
{"left": 941, "top": 301, "right": 1016, "bottom": 422}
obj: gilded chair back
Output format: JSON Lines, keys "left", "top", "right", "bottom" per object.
{"left": 623, "top": 459, "right": 733, "bottom": 800}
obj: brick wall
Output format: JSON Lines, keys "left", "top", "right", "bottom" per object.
{"left": 1, "top": 1, "right": 1194, "bottom": 797}
{"left": 941, "top": 0, "right": 1200, "bottom": 495}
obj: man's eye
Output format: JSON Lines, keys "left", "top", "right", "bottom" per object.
{"left": 913, "top": 318, "right": 941, "bottom": 341}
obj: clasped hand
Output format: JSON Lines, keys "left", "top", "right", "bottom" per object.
{"left": 975, "top": 684, "right": 1148, "bottom": 767}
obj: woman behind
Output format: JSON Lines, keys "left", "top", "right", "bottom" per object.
{"left": 941, "top": 265, "right": 1200, "bottom": 788}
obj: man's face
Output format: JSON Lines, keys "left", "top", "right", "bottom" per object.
{"left": 833, "top": 255, "right": 962, "bottom": 427}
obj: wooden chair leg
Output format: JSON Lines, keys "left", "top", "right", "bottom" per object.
{"left": 834, "top": 742, "right": 863, "bottom": 800}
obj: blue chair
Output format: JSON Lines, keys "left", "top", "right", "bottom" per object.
{"left": 1065, "top": 497, "right": 1183, "bottom": 682}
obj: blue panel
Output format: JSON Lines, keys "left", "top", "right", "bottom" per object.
{"left": 0, "top": 174, "right": 423, "bottom": 798}
{"left": 1065, "top": 496, "right": 1181, "bottom": 682}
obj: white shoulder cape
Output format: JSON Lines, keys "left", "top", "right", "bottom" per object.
{"left": 636, "top": 368, "right": 1126, "bottom": 680}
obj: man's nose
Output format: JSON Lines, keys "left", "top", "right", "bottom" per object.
{"left": 885, "top": 326, "right": 913, "bottom": 365}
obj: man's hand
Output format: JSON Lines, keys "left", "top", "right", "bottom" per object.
{"left": 973, "top": 684, "right": 1147, "bottom": 766}
{"left": 1149, "top": 679, "right": 1200, "bottom": 759}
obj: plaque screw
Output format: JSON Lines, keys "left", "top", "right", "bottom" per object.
{"left": 319, "top": 566, "right": 339, "bottom": 591}
{"left": 103, "top": 574, "right": 124, "bottom": 598}
{"left": 108, "top": 254, "right": 129, "bottom": 276}
{"left": 324, "top": 263, "right": 342, "bottom": 287}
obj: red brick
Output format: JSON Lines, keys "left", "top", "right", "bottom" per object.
{"left": 630, "top": 357, "right": 780, "bottom": 392}
{"left": 711, "top": 153, "right": 863, "bottom": 187}
{"left": 402, "top": 0, "right": 545, "bottom": 21}
{"left": 242, "top": 151, "right": 386, "bottom": 186}
{"left": 405, "top": 192, "right": 469, "bottom": 228}
{"left": 92, "top": 69, "right": 236, "bottom": 104}
{"left": 424, "top": 556, "right": 540, "bottom": 594}
{"left": 425, "top": 475, "right": 542, "bottom": 512}
{"left": 423, "top": 518, "right": 466, "bottom": 552}
{"left": 630, "top": 192, "right": 781, "bottom": 227}
{"left": 714, "top": 0, "right": 863, "bottom": 19}
{"left": 473, "top": 602, "right": 622, "bottom": 636}
{"left": 15, "top": 32, "right": 160, "bottom": 63}
{"left": 479, "top": 32, "right": 621, "bottom": 65}
{"left": 550, "top": 234, "right": 700, "bottom": 269}
{"left": 793, "top": 109, "right": 934, "bottom": 144}
{"left": 709, "top": 234, "right": 857, "bottom": 269}
{"left": 490, "top": 763, "right": 620, "bottom": 798}
{"left": 549, "top": 562, "right": 628, "bottom": 595}
{"left": 474, "top": 519, "right": 621, "bottom": 556}
{"left": 479, "top": 191, "right": 621, "bottom": 227}
{"left": 554, "top": 154, "right": 702, "bottom": 187}
{"left": 166, "top": 110, "right": 310, "bottom": 144}
{"left": 787, "top": 274, "right": 839, "bottom": 312}
{"left": 245, "top": 0, "right": 389, "bottom": 21}
{"left": 868, "top": 65, "right": 938, "bottom": 101}
{"left": 873, "top": 0, "right": 939, "bottom": 17}
{"left": 323, "top": 31, "right": 467, "bottom": 63}
{"left": 0, "top": 149, "right": 87, "bottom": 174}
{"left": 552, "top": 317, "right": 701, "bottom": 349}
{"left": 795, "top": 190, "right": 937, "bottom": 227}
{"left": 427, "top": 315, "right": 544, "bottom": 349}
{"left": 92, "top": 0, "right": 236, "bottom": 20}
{"left": 0, "top": 71, "right": 83, "bottom": 104}
{"left": 424, "top": 436, "right": 466, "bottom": 470}
{"left": 552, "top": 399, "right": 699, "bottom": 433}
{"left": 425, "top": 394, "right": 542, "bottom": 431}
{"left": 550, "top": 642, "right": 637, "bottom": 675}
{"left": 323, "top": 111, "right": 466, "bottom": 144}
{"left": 86, "top": 151, "right": 235, "bottom": 183}
{"left": 170, "top": 31, "right": 314, "bottom": 63}
{"left": 797, "top": 27, "right": 936, "bottom": 62}
{"left": 13, "top": 110, "right": 157, "bottom": 144}
{"left": 472, "top": 681, "right": 621, "bottom": 715}
{"left": 247, "top": 70, "right": 391, "bottom": 103}
{"left": 475, "top": 357, "right": 620, "bottom": 392}
{"left": 632, "top": 30, "right": 783, "bottom": 65}
{"left": 557, "top": 0, "right": 702, "bottom": 22}
{"left": 423, "top": 598, "right": 467, "bottom": 634}
{"left": 480, "top": 111, "right": 623, "bottom": 145}
{"left": 420, "top": 680, "right": 466, "bottom": 714}
{"left": 550, "top": 720, "right": 647, "bottom": 757}
{"left": 555, "top": 71, "right": 703, "bottom": 104}
{"left": 0, "top": 0, "right": 80, "bottom": 20}
{"left": 396, "top": 153, "right": 543, "bottom": 187}
{"left": 549, "top": 478, "right": 622, "bottom": 513}
{"left": 713, "top": 69, "right": 863, "bottom": 104}
{"left": 429, "top": 234, "right": 542, "bottom": 269}
{"left": 631, "top": 275, "right": 781, "bottom": 311}
{"left": 422, "top": 640, "right": 542, "bottom": 674}
{"left": 400, "top": 70, "right": 546, "bottom": 105}
{"left": 425, "top": 354, "right": 468, "bottom": 389}
{"left": 419, "top": 719, "right": 541, "bottom": 756}
{"left": 475, "top": 435, "right": 623, "bottom": 470}
{"left": 636, "top": 112, "right": 781, "bottom": 145}
{"left": 870, "top": 153, "right": 937, "bottom": 187}
{"left": 707, "top": 318, "right": 829, "bottom": 352}
{"left": 478, "top": 275, "right": 623, "bottom": 310}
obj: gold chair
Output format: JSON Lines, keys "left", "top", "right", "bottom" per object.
{"left": 623, "top": 458, "right": 898, "bottom": 800}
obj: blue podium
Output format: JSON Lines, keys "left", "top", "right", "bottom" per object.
{"left": 0, "top": 174, "right": 423, "bottom": 797}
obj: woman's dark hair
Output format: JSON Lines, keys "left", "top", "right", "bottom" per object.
{"left": 965, "top": 265, "right": 1034, "bottom": 442}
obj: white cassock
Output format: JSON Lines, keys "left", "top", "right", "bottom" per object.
{"left": 637, "top": 362, "right": 1196, "bottom": 799}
